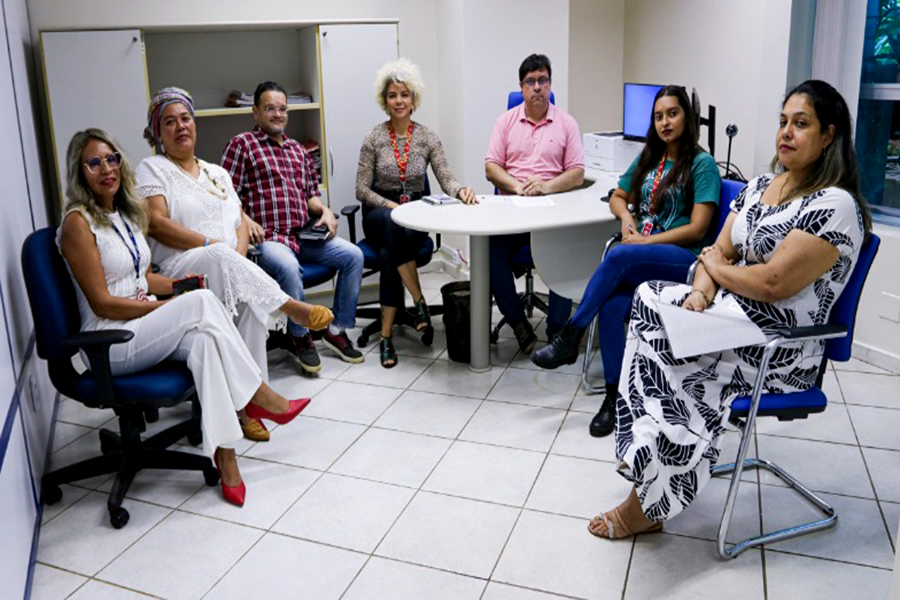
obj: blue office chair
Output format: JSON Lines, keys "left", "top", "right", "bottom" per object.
{"left": 714, "top": 232, "right": 880, "bottom": 558}
{"left": 489, "top": 91, "right": 557, "bottom": 344}
{"left": 341, "top": 176, "right": 440, "bottom": 347}
{"left": 22, "top": 227, "right": 218, "bottom": 529}
{"left": 581, "top": 178, "right": 747, "bottom": 392}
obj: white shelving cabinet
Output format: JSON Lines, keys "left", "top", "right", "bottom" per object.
{"left": 41, "top": 21, "right": 398, "bottom": 219}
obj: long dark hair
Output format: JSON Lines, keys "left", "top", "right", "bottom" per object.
{"left": 771, "top": 79, "right": 872, "bottom": 233}
{"left": 629, "top": 85, "right": 700, "bottom": 220}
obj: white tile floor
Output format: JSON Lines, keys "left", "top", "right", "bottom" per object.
{"left": 31, "top": 271, "right": 899, "bottom": 599}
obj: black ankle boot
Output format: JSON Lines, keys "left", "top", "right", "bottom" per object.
{"left": 531, "top": 321, "right": 585, "bottom": 369}
{"left": 589, "top": 382, "right": 618, "bottom": 438}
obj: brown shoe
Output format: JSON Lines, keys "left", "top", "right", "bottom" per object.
{"left": 241, "top": 418, "right": 270, "bottom": 442}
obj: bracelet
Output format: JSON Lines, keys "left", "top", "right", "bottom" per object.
{"left": 689, "top": 289, "right": 712, "bottom": 304}
{"left": 204, "top": 236, "right": 210, "bottom": 247}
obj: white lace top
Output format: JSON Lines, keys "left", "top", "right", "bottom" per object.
{"left": 56, "top": 208, "right": 153, "bottom": 332}
{"left": 134, "top": 155, "right": 243, "bottom": 271}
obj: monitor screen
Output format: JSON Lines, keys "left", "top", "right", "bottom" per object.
{"left": 623, "top": 83, "right": 665, "bottom": 141}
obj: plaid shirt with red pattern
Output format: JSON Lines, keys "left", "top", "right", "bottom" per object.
{"left": 221, "top": 126, "right": 319, "bottom": 253}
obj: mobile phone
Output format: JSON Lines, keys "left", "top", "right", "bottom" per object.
{"left": 172, "top": 274, "right": 207, "bottom": 295}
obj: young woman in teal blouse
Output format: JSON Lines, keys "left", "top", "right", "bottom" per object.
{"left": 532, "top": 85, "right": 722, "bottom": 438}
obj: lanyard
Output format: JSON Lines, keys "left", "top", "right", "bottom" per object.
{"left": 648, "top": 152, "right": 667, "bottom": 215}
{"left": 389, "top": 122, "right": 414, "bottom": 188}
{"left": 641, "top": 153, "right": 667, "bottom": 236}
{"left": 109, "top": 215, "right": 142, "bottom": 282}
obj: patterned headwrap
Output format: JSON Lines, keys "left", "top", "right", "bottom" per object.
{"left": 143, "top": 87, "right": 195, "bottom": 150}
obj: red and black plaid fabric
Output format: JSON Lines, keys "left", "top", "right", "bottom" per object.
{"left": 222, "top": 126, "right": 319, "bottom": 253}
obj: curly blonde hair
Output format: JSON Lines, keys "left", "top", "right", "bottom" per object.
{"left": 374, "top": 57, "right": 424, "bottom": 114}
{"left": 64, "top": 128, "right": 148, "bottom": 231}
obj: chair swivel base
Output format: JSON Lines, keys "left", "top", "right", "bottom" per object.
{"left": 490, "top": 291, "right": 549, "bottom": 344}
{"left": 42, "top": 413, "right": 217, "bottom": 529}
{"left": 356, "top": 303, "right": 444, "bottom": 348}
{"left": 712, "top": 457, "right": 836, "bottom": 559}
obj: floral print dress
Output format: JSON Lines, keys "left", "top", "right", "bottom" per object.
{"left": 615, "top": 174, "right": 865, "bottom": 521}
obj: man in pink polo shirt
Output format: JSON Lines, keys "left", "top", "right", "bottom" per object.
{"left": 485, "top": 53, "right": 584, "bottom": 354}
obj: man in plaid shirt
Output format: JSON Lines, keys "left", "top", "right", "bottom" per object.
{"left": 222, "top": 81, "right": 364, "bottom": 373}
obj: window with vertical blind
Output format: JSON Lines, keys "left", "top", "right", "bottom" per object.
{"left": 857, "top": 0, "right": 900, "bottom": 223}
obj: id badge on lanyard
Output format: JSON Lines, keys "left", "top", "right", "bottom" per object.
{"left": 643, "top": 153, "right": 667, "bottom": 236}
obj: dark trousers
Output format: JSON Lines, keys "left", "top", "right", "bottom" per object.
{"left": 571, "top": 243, "right": 697, "bottom": 384}
{"left": 489, "top": 232, "right": 572, "bottom": 332}
{"left": 363, "top": 205, "right": 429, "bottom": 308}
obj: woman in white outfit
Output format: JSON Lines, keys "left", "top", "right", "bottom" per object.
{"left": 58, "top": 128, "right": 309, "bottom": 507}
{"left": 135, "top": 87, "right": 332, "bottom": 442}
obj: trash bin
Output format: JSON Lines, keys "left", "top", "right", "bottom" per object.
{"left": 441, "top": 281, "right": 471, "bottom": 363}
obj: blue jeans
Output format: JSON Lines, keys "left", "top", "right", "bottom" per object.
{"left": 257, "top": 237, "right": 364, "bottom": 337}
{"left": 489, "top": 232, "right": 572, "bottom": 333}
{"left": 572, "top": 243, "right": 697, "bottom": 384}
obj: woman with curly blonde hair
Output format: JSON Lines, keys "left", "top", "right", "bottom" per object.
{"left": 356, "top": 58, "right": 475, "bottom": 368}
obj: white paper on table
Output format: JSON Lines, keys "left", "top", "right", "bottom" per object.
{"left": 655, "top": 295, "right": 767, "bottom": 359}
{"left": 512, "top": 197, "right": 555, "bottom": 207}
{"left": 476, "top": 194, "right": 508, "bottom": 204}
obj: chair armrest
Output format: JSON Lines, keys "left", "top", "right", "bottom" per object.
{"left": 601, "top": 188, "right": 615, "bottom": 203}
{"left": 686, "top": 260, "right": 699, "bottom": 284}
{"left": 341, "top": 205, "right": 361, "bottom": 244}
{"left": 601, "top": 233, "right": 622, "bottom": 262}
{"left": 61, "top": 329, "right": 135, "bottom": 407}
{"left": 772, "top": 324, "right": 848, "bottom": 342}
{"left": 61, "top": 329, "right": 134, "bottom": 351}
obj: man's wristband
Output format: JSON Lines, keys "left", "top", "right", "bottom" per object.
{"left": 204, "top": 236, "right": 210, "bottom": 247}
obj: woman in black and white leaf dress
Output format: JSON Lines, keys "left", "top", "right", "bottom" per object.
{"left": 590, "top": 80, "right": 872, "bottom": 540}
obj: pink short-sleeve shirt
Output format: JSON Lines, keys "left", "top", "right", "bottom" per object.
{"left": 485, "top": 103, "right": 584, "bottom": 182}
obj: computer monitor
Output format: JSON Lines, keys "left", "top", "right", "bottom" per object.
{"left": 623, "top": 83, "right": 664, "bottom": 142}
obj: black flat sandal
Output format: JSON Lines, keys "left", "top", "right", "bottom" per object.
{"left": 380, "top": 336, "right": 398, "bottom": 369}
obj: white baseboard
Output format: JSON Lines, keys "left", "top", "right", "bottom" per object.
{"left": 851, "top": 342, "right": 900, "bottom": 374}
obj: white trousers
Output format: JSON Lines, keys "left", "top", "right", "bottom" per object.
{"left": 162, "top": 245, "right": 291, "bottom": 382}
{"left": 105, "top": 290, "right": 262, "bottom": 456}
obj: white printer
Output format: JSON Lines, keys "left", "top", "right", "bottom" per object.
{"left": 583, "top": 131, "right": 643, "bottom": 173}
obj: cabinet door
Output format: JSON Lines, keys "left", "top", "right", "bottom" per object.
{"left": 320, "top": 24, "right": 398, "bottom": 241}
{"left": 42, "top": 30, "right": 150, "bottom": 208}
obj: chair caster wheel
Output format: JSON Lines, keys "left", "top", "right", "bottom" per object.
{"left": 489, "top": 330, "right": 499, "bottom": 344}
{"left": 358, "top": 334, "right": 369, "bottom": 347}
{"left": 421, "top": 326, "right": 434, "bottom": 347}
{"left": 109, "top": 506, "right": 130, "bottom": 529}
{"left": 187, "top": 429, "right": 203, "bottom": 446}
{"left": 203, "top": 466, "right": 220, "bottom": 487}
{"left": 43, "top": 485, "right": 62, "bottom": 505}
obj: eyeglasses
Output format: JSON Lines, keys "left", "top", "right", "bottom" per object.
{"left": 83, "top": 153, "right": 121, "bottom": 174}
{"left": 522, "top": 77, "right": 551, "bottom": 88}
{"left": 263, "top": 106, "right": 289, "bottom": 115}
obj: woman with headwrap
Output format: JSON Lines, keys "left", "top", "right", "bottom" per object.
{"left": 135, "top": 87, "right": 332, "bottom": 442}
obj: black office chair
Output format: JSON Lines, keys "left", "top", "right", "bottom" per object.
{"left": 23, "top": 227, "right": 218, "bottom": 529}
{"left": 488, "top": 90, "right": 556, "bottom": 344}
{"left": 341, "top": 176, "right": 443, "bottom": 347}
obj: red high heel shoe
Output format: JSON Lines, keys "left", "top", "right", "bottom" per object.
{"left": 213, "top": 450, "right": 246, "bottom": 507}
{"left": 244, "top": 398, "right": 310, "bottom": 425}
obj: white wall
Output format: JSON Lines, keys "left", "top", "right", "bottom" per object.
{"left": 568, "top": 0, "right": 624, "bottom": 134}
{"left": 623, "top": 0, "right": 793, "bottom": 177}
